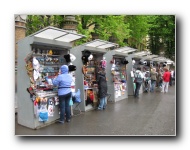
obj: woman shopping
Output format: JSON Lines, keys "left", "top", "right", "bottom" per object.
{"left": 53, "top": 65, "right": 72, "bottom": 124}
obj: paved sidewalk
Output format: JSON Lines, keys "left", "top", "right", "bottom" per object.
{"left": 15, "top": 85, "right": 176, "bottom": 136}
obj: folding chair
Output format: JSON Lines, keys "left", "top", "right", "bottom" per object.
{"left": 72, "top": 89, "right": 82, "bottom": 116}
{"left": 72, "top": 101, "right": 82, "bottom": 116}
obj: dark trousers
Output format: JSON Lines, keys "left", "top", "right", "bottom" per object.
{"left": 135, "top": 82, "right": 142, "bottom": 97}
{"left": 59, "top": 92, "right": 71, "bottom": 121}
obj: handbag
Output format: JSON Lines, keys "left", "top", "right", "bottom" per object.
{"left": 69, "top": 97, "right": 73, "bottom": 106}
{"left": 73, "top": 89, "right": 81, "bottom": 103}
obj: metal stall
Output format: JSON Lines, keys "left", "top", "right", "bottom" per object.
{"left": 152, "top": 57, "right": 174, "bottom": 69}
{"left": 127, "top": 51, "right": 151, "bottom": 96}
{"left": 104, "top": 46, "right": 136, "bottom": 102}
{"left": 17, "top": 26, "right": 85, "bottom": 129}
{"left": 140, "top": 54, "right": 158, "bottom": 69}
{"left": 70, "top": 39, "right": 118, "bottom": 111}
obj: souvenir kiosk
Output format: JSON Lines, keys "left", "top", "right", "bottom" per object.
{"left": 17, "top": 26, "right": 85, "bottom": 129}
{"left": 152, "top": 57, "right": 174, "bottom": 69}
{"left": 104, "top": 46, "right": 136, "bottom": 102}
{"left": 140, "top": 55, "right": 174, "bottom": 72}
{"left": 70, "top": 39, "right": 118, "bottom": 111}
{"left": 127, "top": 51, "right": 151, "bottom": 96}
{"left": 139, "top": 54, "right": 159, "bottom": 70}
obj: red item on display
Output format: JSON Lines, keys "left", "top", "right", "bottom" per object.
{"left": 89, "top": 91, "right": 94, "bottom": 101}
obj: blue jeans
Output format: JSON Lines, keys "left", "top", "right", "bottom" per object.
{"left": 134, "top": 82, "right": 142, "bottom": 97}
{"left": 150, "top": 80, "right": 156, "bottom": 92}
{"left": 98, "top": 97, "right": 106, "bottom": 110}
{"left": 59, "top": 92, "right": 71, "bottom": 122}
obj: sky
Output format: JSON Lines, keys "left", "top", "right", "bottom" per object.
{"left": 0, "top": 0, "right": 187, "bottom": 149}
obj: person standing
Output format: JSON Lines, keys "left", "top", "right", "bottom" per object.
{"left": 134, "top": 67, "right": 144, "bottom": 98}
{"left": 169, "top": 69, "right": 174, "bottom": 86}
{"left": 53, "top": 65, "right": 72, "bottom": 124}
{"left": 150, "top": 68, "right": 158, "bottom": 92}
{"left": 143, "top": 70, "right": 151, "bottom": 93}
{"left": 161, "top": 67, "right": 171, "bottom": 93}
{"left": 97, "top": 70, "right": 108, "bottom": 110}
{"left": 156, "top": 69, "right": 161, "bottom": 87}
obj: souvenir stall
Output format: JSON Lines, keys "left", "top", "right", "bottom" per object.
{"left": 139, "top": 54, "right": 159, "bottom": 78}
{"left": 152, "top": 57, "right": 174, "bottom": 70}
{"left": 104, "top": 46, "right": 136, "bottom": 102}
{"left": 140, "top": 55, "right": 158, "bottom": 70}
{"left": 127, "top": 51, "right": 151, "bottom": 96}
{"left": 17, "top": 26, "right": 85, "bottom": 129}
{"left": 70, "top": 39, "right": 118, "bottom": 111}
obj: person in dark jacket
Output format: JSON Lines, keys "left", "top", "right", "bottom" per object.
{"left": 97, "top": 70, "right": 108, "bottom": 110}
{"left": 52, "top": 65, "right": 72, "bottom": 124}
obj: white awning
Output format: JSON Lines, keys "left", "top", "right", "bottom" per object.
{"left": 152, "top": 57, "right": 174, "bottom": 64}
{"left": 152, "top": 57, "right": 167, "bottom": 61}
{"left": 114, "top": 46, "right": 137, "bottom": 53}
{"left": 30, "top": 26, "right": 85, "bottom": 43}
{"left": 133, "top": 51, "right": 151, "bottom": 57}
{"left": 141, "top": 54, "right": 158, "bottom": 60}
{"left": 84, "top": 39, "right": 118, "bottom": 49}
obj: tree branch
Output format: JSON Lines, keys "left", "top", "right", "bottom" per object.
{"left": 87, "top": 22, "right": 96, "bottom": 28}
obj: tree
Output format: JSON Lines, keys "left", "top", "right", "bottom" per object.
{"left": 75, "top": 15, "right": 131, "bottom": 46}
{"left": 25, "top": 15, "right": 175, "bottom": 60}
{"left": 26, "top": 15, "right": 64, "bottom": 36}
{"left": 26, "top": 15, "right": 132, "bottom": 46}
{"left": 147, "top": 15, "right": 175, "bottom": 60}
{"left": 124, "top": 15, "right": 150, "bottom": 50}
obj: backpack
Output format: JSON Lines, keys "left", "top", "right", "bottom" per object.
{"left": 135, "top": 71, "right": 143, "bottom": 83}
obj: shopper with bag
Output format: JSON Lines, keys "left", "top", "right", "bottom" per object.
{"left": 53, "top": 65, "right": 72, "bottom": 124}
{"left": 134, "top": 67, "right": 144, "bottom": 98}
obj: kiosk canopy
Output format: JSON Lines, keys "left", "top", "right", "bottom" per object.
{"left": 30, "top": 26, "right": 85, "bottom": 43}
{"left": 85, "top": 39, "right": 118, "bottom": 49}
{"left": 115, "top": 46, "right": 137, "bottom": 54}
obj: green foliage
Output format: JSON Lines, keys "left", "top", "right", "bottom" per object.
{"left": 147, "top": 15, "right": 175, "bottom": 59}
{"left": 125, "top": 15, "right": 149, "bottom": 45}
{"left": 96, "top": 15, "right": 131, "bottom": 46}
{"left": 26, "top": 15, "right": 64, "bottom": 36}
{"left": 25, "top": 15, "right": 175, "bottom": 60}
{"left": 75, "top": 15, "right": 131, "bottom": 46}
{"left": 26, "top": 15, "right": 142, "bottom": 47}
